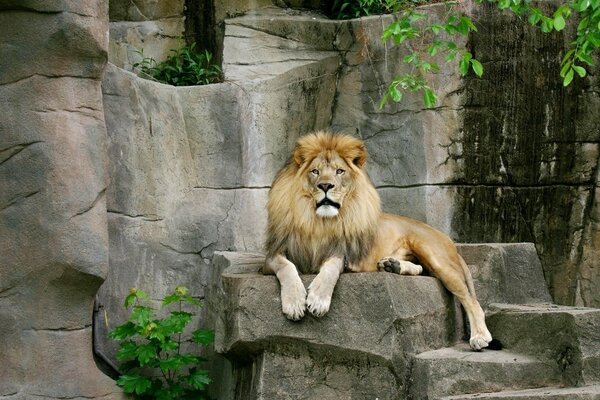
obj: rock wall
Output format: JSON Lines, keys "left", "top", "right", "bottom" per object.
{"left": 0, "top": 1, "right": 123, "bottom": 398}
{"left": 327, "top": 4, "right": 600, "bottom": 306}
{"left": 108, "top": 0, "right": 185, "bottom": 69}
{"left": 96, "top": 6, "right": 600, "bottom": 371}
{"left": 209, "top": 247, "right": 600, "bottom": 399}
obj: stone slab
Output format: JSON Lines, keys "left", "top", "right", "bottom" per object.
{"left": 487, "top": 303, "right": 600, "bottom": 386}
{"left": 443, "top": 385, "right": 600, "bottom": 400}
{"left": 412, "top": 344, "right": 561, "bottom": 399}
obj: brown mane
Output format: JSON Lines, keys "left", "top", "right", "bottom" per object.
{"left": 265, "top": 131, "right": 381, "bottom": 273}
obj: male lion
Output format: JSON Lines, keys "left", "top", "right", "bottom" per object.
{"left": 264, "top": 131, "right": 493, "bottom": 350}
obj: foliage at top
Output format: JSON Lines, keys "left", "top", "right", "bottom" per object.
{"left": 325, "top": 0, "right": 600, "bottom": 108}
{"left": 328, "top": 0, "right": 417, "bottom": 19}
{"left": 134, "top": 41, "right": 222, "bottom": 86}
{"left": 108, "top": 286, "right": 214, "bottom": 400}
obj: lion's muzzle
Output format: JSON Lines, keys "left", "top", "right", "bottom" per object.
{"left": 316, "top": 197, "right": 340, "bottom": 218}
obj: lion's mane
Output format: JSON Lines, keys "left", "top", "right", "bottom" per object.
{"left": 265, "top": 131, "right": 381, "bottom": 274}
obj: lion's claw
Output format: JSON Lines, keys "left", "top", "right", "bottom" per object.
{"left": 280, "top": 280, "right": 307, "bottom": 321}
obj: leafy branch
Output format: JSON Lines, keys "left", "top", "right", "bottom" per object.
{"left": 380, "top": 7, "right": 482, "bottom": 107}
{"left": 380, "top": 0, "right": 600, "bottom": 108}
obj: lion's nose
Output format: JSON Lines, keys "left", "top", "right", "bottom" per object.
{"left": 318, "top": 183, "right": 334, "bottom": 193}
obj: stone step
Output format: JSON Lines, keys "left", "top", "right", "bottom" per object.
{"left": 442, "top": 385, "right": 600, "bottom": 399}
{"left": 487, "top": 303, "right": 600, "bottom": 386}
{"left": 410, "top": 344, "right": 562, "bottom": 399}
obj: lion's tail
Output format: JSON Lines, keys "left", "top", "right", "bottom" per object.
{"left": 459, "top": 254, "right": 477, "bottom": 299}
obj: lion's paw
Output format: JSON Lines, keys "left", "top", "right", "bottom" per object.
{"left": 469, "top": 334, "right": 492, "bottom": 351}
{"left": 306, "top": 278, "right": 333, "bottom": 317}
{"left": 377, "top": 257, "right": 401, "bottom": 274}
{"left": 281, "top": 281, "right": 307, "bottom": 321}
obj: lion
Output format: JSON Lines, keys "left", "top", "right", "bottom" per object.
{"left": 264, "top": 131, "right": 493, "bottom": 350}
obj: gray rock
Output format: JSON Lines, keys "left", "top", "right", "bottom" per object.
{"left": 443, "top": 385, "right": 600, "bottom": 400}
{"left": 412, "top": 344, "right": 562, "bottom": 400}
{"left": 0, "top": 1, "right": 123, "bottom": 398}
{"left": 487, "top": 303, "right": 600, "bottom": 386}
{"left": 210, "top": 244, "right": 600, "bottom": 399}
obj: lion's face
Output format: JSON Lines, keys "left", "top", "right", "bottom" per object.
{"left": 305, "top": 153, "right": 353, "bottom": 218}
{"left": 266, "top": 131, "right": 381, "bottom": 271}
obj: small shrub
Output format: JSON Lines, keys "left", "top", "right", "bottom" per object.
{"left": 134, "top": 41, "right": 222, "bottom": 86}
{"left": 327, "top": 0, "right": 427, "bottom": 19}
{"left": 108, "top": 286, "right": 214, "bottom": 399}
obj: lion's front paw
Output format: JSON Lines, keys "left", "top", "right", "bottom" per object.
{"left": 281, "top": 280, "right": 307, "bottom": 321}
{"left": 469, "top": 331, "right": 493, "bottom": 351}
{"left": 306, "top": 277, "right": 334, "bottom": 317}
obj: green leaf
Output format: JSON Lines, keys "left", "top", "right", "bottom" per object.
{"left": 553, "top": 15, "right": 566, "bottom": 31}
{"left": 459, "top": 59, "right": 470, "bottom": 76}
{"left": 470, "top": 59, "right": 484, "bottom": 77}
{"left": 188, "top": 369, "right": 212, "bottom": 390}
{"left": 192, "top": 329, "right": 215, "bottom": 345}
{"left": 576, "top": 52, "right": 594, "bottom": 65}
{"left": 130, "top": 305, "right": 153, "bottom": 327}
{"left": 117, "top": 374, "right": 152, "bottom": 395}
{"left": 162, "top": 293, "right": 181, "bottom": 307}
{"left": 379, "top": 93, "right": 389, "bottom": 109}
{"left": 159, "top": 354, "right": 200, "bottom": 372}
{"left": 573, "top": 65, "right": 587, "bottom": 77}
{"left": 403, "top": 54, "right": 416, "bottom": 64}
{"left": 124, "top": 293, "right": 137, "bottom": 309}
{"left": 109, "top": 322, "right": 138, "bottom": 341}
{"left": 116, "top": 341, "right": 138, "bottom": 361}
{"left": 563, "top": 68, "right": 574, "bottom": 86}
{"left": 135, "top": 343, "right": 158, "bottom": 366}
{"left": 182, "top": 295, "right": 202, "bottom": 307}
{"left": 423, "top": 89, "right": 438, "bottom": 108}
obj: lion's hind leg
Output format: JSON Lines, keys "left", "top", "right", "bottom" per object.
{"left": 420, "top": 252, "right": 492, "bottom": 350}
{"left": 377, "top": 256, "right": 423, "bottom": 275}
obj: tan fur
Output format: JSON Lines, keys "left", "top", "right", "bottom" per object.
{"left": 264, "top": 131, "right": 492, "bottom": 350}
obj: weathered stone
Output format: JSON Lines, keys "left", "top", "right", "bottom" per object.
{"left": 487, "top": 304, "right": 600, "bottom": 386}
{"left": 412, "top": 344, "right": 562, "bottom": 399}
{"left": 0, "top": 1, "right": 123, "bottom": 398}
{"left": 97, "top": 21, "right": 338, "bottom": 362}
{"left": 210, "top": 252, "right": 457, "bottom": 399}
{"left": 109, "top": 19, "right": 185, "bottom": 69}
{"left": 443, "top": 385, "right": 600, "bottom": 400}
{"left": 458, "top": 243, "right": 552, "bottom": 308}
{"left": 210, "top": 246, "right": 595, "bottom": 399}
{"left": 109, "top": 0, "right": 184, "bottom": 21}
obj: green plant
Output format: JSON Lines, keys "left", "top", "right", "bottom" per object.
{"left": 329, "top": 0, "right": 409, "bottom": 19}
{"left": 108, "top": 286, "right": 214, "bottom": 399}
{"left": 380, "top": 0, "right": 600, "bottom": 108}
{"left": 133, "top": 41, "right": 222, "bottom": 86}
{"left": 380, "top": 6, "right": 483, "bottom": 107}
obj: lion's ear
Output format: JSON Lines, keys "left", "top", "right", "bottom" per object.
{"left": 350, "top": 143, "right": 367, "bottom": 168}
{"left": 292, "top": 145, "right": 305, "bottom": 166}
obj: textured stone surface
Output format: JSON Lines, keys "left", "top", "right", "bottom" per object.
{"left": 211, "top": 247, "right": 600, "bottom": 399}
{"left": 458, "top": 243, "right": 552, "bottom": 308}
{"left": 444, "top": 385, "right": 600, "bottom": 400}
{"left": 0, "top": 1, "right": 123, "bottom": 398}
{"left": 96, "top": 26, "right": 337, "bottom": 361}
{"left": 487, "top": 304, "right": 600, "bottom": 386}
{"left": 412, "top": 344, "right": 562, "bottom": 399}
{"left": 207, "top": 260, "right": 454, "bottom": 396}
{"left": 107, "top": 0, "right": 185, "bottom": 69}
{"left": 210, "top": 252, "right": 457, "bottom": 399}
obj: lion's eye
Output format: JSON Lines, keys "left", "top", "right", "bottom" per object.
{"left": 311, "top": 169, "right": 319, "bottom": 176}
{"left": 336, "top": 168, "right": 345, "bottom": 175}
